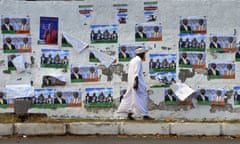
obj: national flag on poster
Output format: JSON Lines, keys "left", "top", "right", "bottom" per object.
{"left": 89, "top": 48, "right": 116, "bottom": 68}
{"left": 171, "top": 83, "right": 195, "bottom": 101}
{"left": 6, "top": 84, "right": 34, "bottom": 99}
{"left": 62, "top": 32, "right": 88, "bottom": 53}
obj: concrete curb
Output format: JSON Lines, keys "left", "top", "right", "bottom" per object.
{"left": 0, "top": 123, "right": 240, "bottom": 136}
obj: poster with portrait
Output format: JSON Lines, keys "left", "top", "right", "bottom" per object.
{"left": 118, "top": 43, "right": 145, "bottom": 62}
{"left": 1, "top": 16, "right": 30, "bottom": 34}
{"left": 85, "top": 88, "right": 113, "bottom": 107}
{"left": 235, "top": 42, "right": 240, "bottom": 61}
{"left": 209, "top": 34, "right": 236, "bottom": 53}
{"left": 178, "top": 33, "right": 206, "bottom": 52}
{"left": 40, "top": 49, "right": 69, "bottom": 69}
{"left": 61, "top": 33, "right": 72, "bottom": 48}
{"left": 113, "top": 4, "right": 128, "bottom": 24}
{"left": 38, "top": 17, "right": 58, "bottom": 45}
{"left": 164, "top": 88, "right": 178, "bottom": 105}
{"left": 42, "top": 75, "right": 66, "bottom": 88}
{"left": 233, "top": 86, "right": 240, "bottom": 105}
{"left": 207, "top": 61, "right": 235, "bottom": 80}
{"left": 179, "top": 52, "right": 204, "bottom": 68}
{"left": 135, "top": 22, "right": 162, "bottom": 42}
{"left": 54, "top": 89, "right": 82, "bottom": 107}
{"left": 149, "top": 72, "right": 176, "bottom": 88}
{"left": 7, "top": 54, "right": 26, "bottom": 72}
{"left": 180, "top": 16, "right": 207, "bottom": 34}
{"left": 79, "top": 5, "right": 93, "bottom": 25}
{"left": 0, "top": 90, "right": 9, "bottom": 108}
{"left": 70, "top": 64, "right": 99, "bottom": 83}
{"left": 90, "top": 24, "right": 118, "bottom": 44}
{"left": 3, "top": 34, "right": 32, "bottom": 53}
{"left": 149, "top": 54, "right": 176, "bottom": 73}
{"left": 197, "top": 87, "right": 225, "bottom": 106}
{"left": 144, "top": 1, "right": 158, "bottom": 22}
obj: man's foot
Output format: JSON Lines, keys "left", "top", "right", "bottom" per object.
{"left": 143, "top": 116, "right": 154, "bottom": 120}
{"left": 127, "top": 113, "right": 135, "bottom": 120}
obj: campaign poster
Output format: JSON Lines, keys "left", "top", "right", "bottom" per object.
{"left": 54, "top": 89, "right": 82, "bottom": 107}
{"left": 150, "top": 72, "right": 176, "bottom": 88}
{"left": 164, "top": 88, "right": 178, "bottom": 105}
{"left": 0, "top": 90, "right": 9, "bottom": 108}
{"left": 32, "top": 88, "right": 55, "bottom": 108}
{"left": 70, "top": 64, "right": 99, "bottom": 83}
{"left": 178, "top": 33, "right": 206, "bottom": 52}
{"left": 42, "top": 75, "right": 66, "bottom": 88}
{"left": 113, "top": 4, "right": 128, "bottom": 24}
{"left": 149, "top": 54, "right": 176, "bottom": 73}
{"left": 135, "top": 23, "right": 162, "bottom": 42}
{"left": 180, "top": 16, "right": 207, "bottom": 34}
{"left": 7, "top": 54, "right": 26, "bottom": 71}
{"left": 40, "top": 49, "right": 69, "bottom": 69}
{"left": 90, "top": 24, "right": 118, "bottom": 44}
{"left": 197, "top": 87, "right": 225, "bottom": 106}
{"left": 207, "top": 61, "right": 235, "bottom": 80}
{"left": 3, "top": 34, "right": 32, "bottom": 53}
{"left": 233, "top": 86, "right": 240, "bottom": 105}
{"left": 118, "top": 43, "right": 145, "bottom": 62}
{"left": 209, "top": 34, "right": 236, "bottom": 53}
{"left": 144, "top": 1, "right": 158, "bottom": 22}
{"left": 236, "top": 43, "right": 240, "bottom": 61}
{"left": 1, "top": 16, "right": 30, "bottom": 34}
{"left": 38, "top": 17, "right": 58, "bottom": 45}
{"left": 61, "top": 33, "right": 72, "bottom": 48}
{"left": 85, "top": 88, "right": 113, "bottom": 107}
{"left": 79, "top": 5, "right": 93, "bottom": 25}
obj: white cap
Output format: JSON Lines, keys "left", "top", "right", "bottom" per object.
{"left": 135, "top": 48, "right": 145, "bottom": 54}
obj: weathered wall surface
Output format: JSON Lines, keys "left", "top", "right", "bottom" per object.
{"left": 0, "top": 0, "right": 240, "bottom": 120}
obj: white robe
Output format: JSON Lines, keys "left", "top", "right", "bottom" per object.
{"left": 117, "top": 56, "right": 148, "bottom": 116}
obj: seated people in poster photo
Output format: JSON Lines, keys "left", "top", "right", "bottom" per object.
{"left": 71, "top": 67, "right": 83, "bottom": 80}
{"left": 180, "top": 18, "right": 192, "bottom": 33}
{"left": 54, "top": 91, "right": 66, "bottom": 104}
{"left": 4, "top": 37, "right": 16, "bottom": 51}
{"left": 197, "top": 89, "right": 209, "bottom": 102}
{"left": 119, "top": 46, "right": 130, "bottom": 59}
{"left": 179, "top": 52, "right": 190, "bottom": 65}
{"left": 135, "top": 25, "right": 147, "bottom": 39}
{"left": 209, "top": 36, "right": 221, "bottom": 48}
{"left": 208, "top": 63, "right": 220, "bottom": 76}
{"left": 1, "top": 17, "right": 14, "bottom": 33}
{"left": 165, "top": 89, "right": 177, "bottom": 102}
{"left": 0, "top": 92, "right": 7, "bottom": 104}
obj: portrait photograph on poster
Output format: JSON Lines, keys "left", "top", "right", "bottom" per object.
{"left": 42, "top": 75, "right": 66, "bottom": 88}
{"left": 61, "top": 33, "right": 72, "bottom": 48}
{"left": 79, "top": 5, "right": 93, "bottom": 25}
{"left": 207, "top": 61, "right": 235, "bottom": 80}
{"left": 3, "top": 34, "right": 32, "bottom": 53}
{"left": 7, "top": 54, "right": 26, "bottom": 71}
{"left": 144, "top": 1, "right": 158, "bottom": 22}
{"left": 113, "top": 3, "right": 128, "bottom": 24}
{"left": 180, "top": 16, "right": 207, "bottom": 34}
{"left": 209, "top": 34, "right": 236, "bottom": 53}
{"left": 233, "top": 86, "right": 240, "bottom": 105}
{"left": 164, "top": 88, "right": 178, "bottom": 105}
{"left": 118, "top": 43, "right": 145, "bottom": 62}
{"left": 40, "top": 49, "right": 69, "bottom": 69}
{"left": 135, "top": 22, "right": 162, "bottom": 42}
{"left": 178, "top": 33, "right": 206, "bottom": 52}
{"left": 38, "top": 16, "right": 58, "bottom": 45}
{"left": 70, "top": 64, "right": 99, "bottom": 83}
{"left": 149, "top": 53, "right": 176, "bottom": 73}
{"left": 0, "top": 90, "right": 8, "bottom": 108}
{"left": 90, "top": 24, "right": 118, "bottom": 44}
{"left": 1, "top": 16, "right": 30, "bottom": 34}
{"left": 149, "top": 72, "right": 176, "bottom": 88}
{"left": 32, "top": 88, "right": 55, "bottom": 108}
{"left": 85, "top": 88, "right": 113, "bottom": 107}
{"left": 236, "top": 43, "right": 240, "bottom": 61}
{"left": 197, "top": 87, "right": 225, "bottom": 106}
{"left": 179, "top": 52, "right": 206, "bottom": 68}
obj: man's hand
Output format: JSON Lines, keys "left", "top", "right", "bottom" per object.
{"left": 133, "top": 76, "right": 138, "bottom": 90}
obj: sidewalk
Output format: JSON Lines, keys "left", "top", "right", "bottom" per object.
{"left": 1, "top": 122, "right": 240, "bottom": 137}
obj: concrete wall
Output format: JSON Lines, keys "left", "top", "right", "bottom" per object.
{"left": 0, "top": 0, "right": 240, "bottom": 120}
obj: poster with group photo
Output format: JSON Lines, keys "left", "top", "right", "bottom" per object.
{"left": 233, "top": 86, "right": 240, "bottom": 105}
{"left": 149, "top": 54, "right": 176, "bottom": 73}
{"left": 197, "top": 87, "right": 225, "bottom": 106}
{"left": 209, "top": 34, "right": 236, "bottom": 53}
{"left": 144, "top": 1, "right": 158, "bottom": 22}
{"left": 179, "top": 52, "right": 206, "bottom": 69}
{"left": 42, "top": 75, "right": 66, "bottom": 88}
{"left": 70, "top": 64, "right": 99, "bottom": 83}
{"left": 38, "top": 17, "right": 58, "bottom": 45}
{"left": 3, "top": 34, "right": 32, "bottom": 53}
{"left": 40, "top": 49, "right": 69, "bottom": 69}
{"left": 90, "top": 24, "right": 118, "bottom": 44}
{"left": 118, "top": 43, "right": 145, "bottom": 62}
{"left": 1, "top": 16, "right": 30, "bottom": 34}
{"left": 164, "top": 88, "right": 178, "bottom": 105}
{"left": 178, "top": 33, "right": 206, "bottom": 52}
{"left": 135, "top": 22, "right": 162, "bottom": 42}
{"left": 85, "top": 88, "right": 113, "bottom": 107}
{"left": 32, "top": 88, "right": 55, "bottom": 108}
{"left": 235, "top": 43, "right": 240, "bottom": 61}
{"left": 207, "top": 61, "right": 235, "bottom": 80}
{"left": 149, "top": 72, "right": 176, "bottom": 88}
{"left": 180, "top": 16, "right": 207, "bottom": 34}
{"left": 79, "top": 5, "right": 93, "bottom": 25}
{"left": 113, "top": 4, "right": 128, "bottom": 24}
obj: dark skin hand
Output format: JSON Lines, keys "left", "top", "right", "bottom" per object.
{"left": 133, "top": 76, "right": 138, "bottom": 90}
